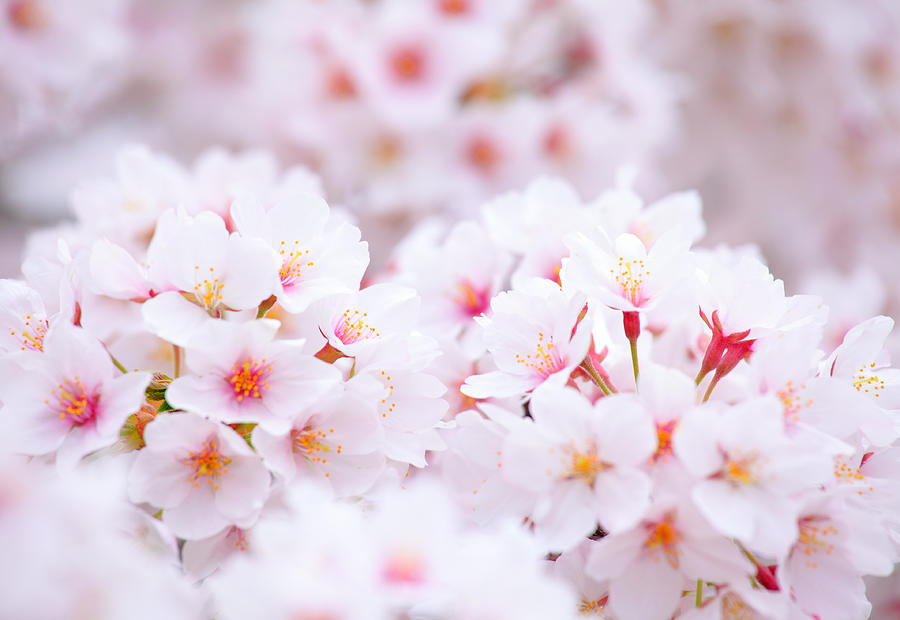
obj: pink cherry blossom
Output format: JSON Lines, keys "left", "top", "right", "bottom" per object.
{"left": 0, "top": 324, "right": 150, "bottom": 469}
{"left": 128, "top": 412, "right": 270, "bottom": 540}
{"left": 165, "top": 318, "right": 341, "bottom": 434}
{"left": 462, "top": 278, "right": 591, "bottom": 399}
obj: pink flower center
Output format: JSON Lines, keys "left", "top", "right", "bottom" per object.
{"left": 438, "top": 0, "right": 470, "bottom": 16}
{"left": 9, "top": 313, "right": 48, "bottom": 352}
{"left": 565, "top": 448, "right": 607, "bottom": 485}
{"left": 184, "top": 439, "right": 231, "bottom": 490}
{"left": 611, "top": 256, "right": 648, "bottom": 306}
{"left": 291, "top": 426, "right": 340, "bottom": 464}
{"left": 651, "top": 419, "right": 678, "bottom": 464}
{"left": 49, "top": 377, "right": 97, "bottom": 425}
{"left": 644, "top": 514, "right": 681, "bottom": 569}
{"left": 451, "top": 279, "right": 490, "bottom": 318}
{"left": 465, "top": 134, "right": 500, "bottom": 175}
{"left": 796, "top": 518, "right": 838, "bottom": 569}
{"left": 278, "top": 240, "right": 313, "bottom": 289}
{"left": 228, "top": 357, "right": 271, "bottom": 402}
{"left": 383, "top": 549, "right": 426, "bottom": 585}
{"left": 853, "top": 362, "right": 885, "bottom": 398}
{"left": 514, "top": 331, "right": 565, "bottom": 379}
{"left": 334, "top": 309, "right": 380, "bottom": 345}
{"left": 7, "top": 0, "right": 45, "bottom": 31}
{"left": 721, "top": 450, "right": 762, "bottom": 486}
{"left": 192, "top": 265, "right": 225, "bottom": 310}
{"left": 389, "top": 45, "right": 426, "bottom": 83}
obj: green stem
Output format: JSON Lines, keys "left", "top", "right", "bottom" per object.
{"left": 695, "top": 579, "right": 702, "bottom": 607}
{"left": 580, "top": 359, "right": 612, "bottom": 395}
{"left": 109, "top": 353, "right": 128, "bottom": 374}
{"left": 629, "top": 338, "right": 640, "bottom": 386}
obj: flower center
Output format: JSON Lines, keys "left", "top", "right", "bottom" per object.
{"left": 853, "top": 363, "right": 885, "bottom": 398}
{"left": 228, "top": 357, "right": 271, "bottom": 402}
{"left": 796, "top": 519, "right": 837, "bottom": 569}
{"left": 723, "top": 451, "right": 761, "bottom": 486}
{"left": 9, "top": 313, "right": 48, "bottom": 352}
{"left": 577, "top": 597, "right": 608, "bottom": 615}
{"left": 451, "top": 279, "right": 490, "bottom": 318}
{"left": 565, "top": 446, "right": 607, "bottom": 485}
{"left": 192, "top": 265, "right": 225, "bottom": 310}
{"left": 721, "top": 592, "right": 754, "bottom": 619}
{"left": 184, "top": 440, "right": 230, "bottom": 489}
{"left": 7, "top": 0, "right": 45, "bottom": 31}
{"left": 334, "top": 309, "right": 380, "bottom": 345}
{"left": 651, "top": 419, "right": 678, "bottom": 463}
{"left": 777, "top": 380, "right": 812, "bottom": 422}
{"left": 465, "top": 134, "right": 500, "bottom": 174}
{"left": 49, "top": 377, "right": 97, "bottom": 425}
{"left": 383, "top": 548, "right": 426, "bottom": 585}
{"left": 644, "top": 515, "right": 681, "bottom": 569}
{"left": 390, "top": 45, "right": 426, "bottom": 82}
{"left": 515, "top": 331, "right": 564, "bottom": 379}
{"left": 833, "top": 457, "right": 873, "bottom": 495}
{"left": 611, "top": 256, "right": 648, "bottom": 306}
{"left": 291, "top": 427, "right": 340, "bottom": 464}
{"left": 278, "top": 240, "right": 313, "bottom": 289}
{"left": 438, "top": 0, "right": 470, "bottom": 15}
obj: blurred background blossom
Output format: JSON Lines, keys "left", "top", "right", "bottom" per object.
{"left": 2, "top": 0, "right": 900, "bottom": 318}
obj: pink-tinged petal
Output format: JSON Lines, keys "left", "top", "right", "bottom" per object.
{"left": 44, "top": 324, "right": 112, "bottom": 385}
{"left": 182, "top": 527, "right": 235, "bottom": 582}
{"left": 214, "top": 456, "right": 270, "bottom": 520}
{"left": 316, "top": 452, "right": 385, "bottom": 497}
{"left": 128, "top": 450, "right": 194, "bottom": 507}
{"left": 533, "top": 482, "right": 598, "bottom": 552}
{"left": 164, "top": 212, "right": 229, "bottom": 294}
{"left": 142, "top": 411, "right": 218, "bottom": 452}
{"left": 529, "top": 384, "right": 593, "bottom": 443}
{"left": 673, "top": 407, "right": 723, "bottom": 477}
{"left": 222, "top": 235, "right": 279, "bottom": 310}
{"left": 593, "top": 396, "right": 657, "bottom": 467}
{"left": 269, "top": 194, "right": 329, "bottom": 241}
{"left": 383, "top": 428, "right": 441, "bottom": 467}
{"left": 678, "top": 534, "right": 753, "bottom": 583}
{"left": 88, "top": 239, "right": 151, "bottom": 300}
{"left": 55, "top": 424, "right": 113, "bottom": 470}
{"left": 166, "top": 374, "right": 234, "bottom": 418}
{"left": 95, "top": 371, "right": 151, "bottom": 436}
{"left": 164, "top": 485, "right": 229, "bottom": 540}
{"left": 691, "top": 479, "right": 756, "bottom": 541}
{"left": 609, "top": 556, "right": 686, "bottom": 620}
{"left": 142, "top": 291, "right": 212, "bottom": 347}
{"left": 4, "top": 401, "right": 70, "bottom": 455}
{"left": 830, "top": 316, "right": 893, "bottom": 378}
{"left": 502, "top": 425, "right": 563, "bottom": 492}
{"left": 593, "top": 469, "right": 652, "bottom": 534}
{"left": 251, "top": 427, "right": 297, "bottom": 480}
{"left": 317, "top": 397, "right": 382, "bottom": 455}
{"left": 461, "top": 371, "right": 535, "bottom": 399}
{"left": 229, "top": 197, "right": 268, "bottom": 239}
{"left": 585, "top": 531, "right": 645, "bottom": 581}
{"left": 262, "top": 356, "right": 342, "bottom": 418}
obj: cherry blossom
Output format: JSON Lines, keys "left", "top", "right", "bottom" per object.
{"left": 0, "top": 324, "right": 150, "bottom": 469}
{"left": 461, "top": 278, "right": 591, "bottom": 399}
{"left": 165, "top": 318, "right": 341, "bottom": 434}
{"left": 128, "top": 412, "right": 270, "bottom": 540}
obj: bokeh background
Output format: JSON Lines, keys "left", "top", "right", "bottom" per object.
{"left": 4, "top": 0, "right": 900, "bottom": 613}
{"left": 3, "top": 0, "right": 900, "bottom": 319}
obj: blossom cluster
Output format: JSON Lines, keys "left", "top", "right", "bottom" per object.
{"left": 2, "top": 146, "right": 900, "bottom": 618}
